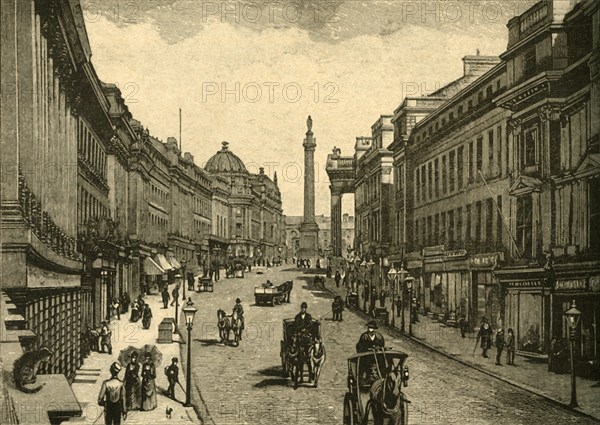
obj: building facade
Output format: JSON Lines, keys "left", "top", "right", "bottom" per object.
{"left": 327, "top": 0, "right": 599, "bottom": 363}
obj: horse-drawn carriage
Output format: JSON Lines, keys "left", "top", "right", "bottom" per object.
{"left": 343, "top": 349, "right": 410, "bottom": 425}
{"left": 280, "top": 318, "right": 325, "bottom": 389}
{"left": 254, "top": 280, "right": 293, "bottom": 306}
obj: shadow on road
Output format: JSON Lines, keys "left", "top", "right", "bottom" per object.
{"left": 256, "top": 366, "right": 283, "bottom": 376}
{"left": 254, "top": 378, "right": 289, "bottom": 388}
{"left": 195, "top": 338, "right": 222, "bottom": 346}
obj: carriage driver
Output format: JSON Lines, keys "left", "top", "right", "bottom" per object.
{"left": 233, "top": 298, "right": 245, "bottom": 338}
{"left": 294, "top": 302, "right": 313, "bottom": 333}
{"left": 356, "top": 320, "right": 385, "bottom": 353}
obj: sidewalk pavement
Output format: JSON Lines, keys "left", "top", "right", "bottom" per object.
{"left": 68, "top": 285, "right": 200, "bottom": 424}
{"left": 320, "top": 278, "right": 600, "bottom": 421}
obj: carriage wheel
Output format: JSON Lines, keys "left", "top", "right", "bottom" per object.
{"left": 364, "top": 401, "right": 376, "bottom": 425}
{"left": 343, "top": 394, "right": 356, "bottom": 425}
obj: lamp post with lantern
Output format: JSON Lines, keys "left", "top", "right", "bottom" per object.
{"left": 564, "top": 300, "right": 581, "bottom": 408}
{"left": 173, "top": 273, "right": 182, "bottom": 331}
{"left": 182, "top": 298, "right": 197, "bottom": 407}
{"left": 397, "top": 264, "right": 410, "bottom": 334}
{"left": 387, "top": 266, "right": 398, "bottom": 327}
{"left": 406, "top": 275, "right": 415, "bottom": 337}
{"left": 366, "top": 259, "right": 375, "bottom": 316}
{"left": 181, "top": 259, "right": 188, "bottom": 300}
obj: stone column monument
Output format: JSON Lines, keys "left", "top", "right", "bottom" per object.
{"left": 299, "top": 115, "right": 320, "bottom": 261}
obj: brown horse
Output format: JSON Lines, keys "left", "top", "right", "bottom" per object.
{"left": 285, "top": 334, "right": 302, "bottom": 389}
{"left": 366, "top": 359, "right": 406, "bottom": 425}
{"left": 217, "top": 309, "right": 231, "bottom": 343}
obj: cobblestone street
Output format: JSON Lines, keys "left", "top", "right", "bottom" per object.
{"left": 184, "top": 268, "right": 600, "bottom": 425}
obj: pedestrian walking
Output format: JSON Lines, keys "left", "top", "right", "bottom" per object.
{"left": 396, "top": 296, "right": 402, "bottom": 317}
{"left": 129, "top": 302, "right": 140, "bottom": 322}
{"left": 97, "top": 362, "right": 127, "bottom": 425}
{"left": 506, "top": 328, "right": 516, "bottom": 366}
{"left": 161, "top": 287, "right": 170, "bottom": 309}
{"left": 170, "top": 285, "right": 179, "bottom": 307}
{"left": 111, "top": 298, "right": 121, "bottom": 321}
{"left": 475, "top": 317, "right": 493, "bottom": 358}
{"left": 164, "top": 357, "right": 179, "bottom": 400}
{"left": 316, "top": 259, "right": 321, "bottom": 269}
{"left": 335, "top": 271, "right": 341, "bottom": 288}
{"left": 120, "top": 293, "right": 130, "bottom": 314}
{"left": 458, "top": 313, "right": 468, "bottom": 338}
{"left": 100, "top": 321, "right": 112, "bottom": 355}
{"left": 495, "top": 328, "right": 505, "bottom": 365}
{"left": 332, "top": 296, "right": 344, "bottom": 321}
{"left": 379, "top": 288, "right": 387, "bottom": 308}
{"left": 142, "top": 304, "right": 153, "bottom": 330}
{"left": 187, "top": 272, "right": 194, "bottom": 291}
{"left": 124, "top": 352, "right": 141, "bottom": 411}
{"left": 141, "top": 353, "right": 157, "bottom": 411}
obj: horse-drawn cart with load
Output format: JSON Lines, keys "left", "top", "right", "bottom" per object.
{"left": 254, "top": 280, "right": 293, "bottom": 306}
{"left": 343, "top": 349, "right": 410, "bottom": 425}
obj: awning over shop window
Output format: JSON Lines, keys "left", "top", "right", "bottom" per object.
{"left": 143, "top": 257, "right": 165, "bottom": 276}
{"left": 168, "top": 256, "right": 182, "bottom": 269}
{"left": 155, "top": 254, "right": 174, "bottom": 271}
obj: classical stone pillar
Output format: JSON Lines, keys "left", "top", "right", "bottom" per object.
{"left": 330, "top": 189, "right": 342, "bottom": 256}
{"left": 300, "top": 116, "right": 319, "bottom": 258}
{"left": 303, "top": 120, "right": 316, "bottom": 224}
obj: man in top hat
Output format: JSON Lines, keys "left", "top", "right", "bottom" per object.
{"left": 356, "top": 320, "right": 385, "bottom": 353}
{"left": 294, "top": 302, "right": 313, "bottom": 333}
{"left": 233, "top": 298, "right": 245, "bottom": 339}
{"left": 98, "top": 362, "right": 127, "bottom": 425}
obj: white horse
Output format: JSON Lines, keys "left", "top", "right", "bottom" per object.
{"left": 308, "top": 337, "right": 326, "bottom": 388}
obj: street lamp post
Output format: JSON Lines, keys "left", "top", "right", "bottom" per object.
{"left": 397, "top": 264, "right": 410, "bottom": 334}
{"left": 181, "top": 259, "right": 188, "bottom": 300}
{"left": 182, "top": 298, "right": 197, "bottom": 407}
{"left": 388, "top": 266, "right": 399, "bottom": 328}
{"left": 174, "top": 273, "right": 182, "bottom": 331}
{"left": 367, "top": 259, "right": 375, "bottom": 316}
{"left": 564, "top": 300, "right": 581, "bottom": 408}
{"left": 406, "top": 276, "right": 415, "bottom": 337}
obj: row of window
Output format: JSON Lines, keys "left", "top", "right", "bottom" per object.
{"left": 148, "top": 181, "right": 169, "bottom": 206}
{"left": 413, "top": 196, "right": 504, "bottom": 251}
{"left": 149, "top": 212, "right": 168, "bottom": 228}
{"left": 215, "top": 214, "right": 228, "bottom": 237}
{"left": 194, "top": 218, "right": 210, "bottom": 238}
{"left": 194, "top": 197, "right": 211, "bottom": 218}
{"left": 414, "top": 125, "right": 507, "bottom": 205}
{"left": 77, "top": 119, "right": 107, "bottom": 180}
{"left": 414, "top": 78, "right": 504, "bottom": 143}
{"left": 357, "top": 173, "right": 382, "bottom": 207}
{"left": 78, "top": 187, "right": 109, "bottom": 226}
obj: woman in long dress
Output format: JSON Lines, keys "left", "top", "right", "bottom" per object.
{"left": 140, "top": 353, "right": 157, "bottom": 410}
{"left": 130, "top": 302, "right": 140, "bottom": 322}
{"left": 142, "top": 304, "right": 152, "bottom": 329}
{"left": 124, "top": 352, "right": 141, "bottom": 410}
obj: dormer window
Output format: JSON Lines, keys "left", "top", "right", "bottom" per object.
{"left": 486, "top": 86, "right": 492, "bottom": 98}
{"left": 442, "top": 118, "right": 446, "bottom": 126}
{"left": 458, "top": 105, "right": 463, "bottom": 115}
{"left": 449, "top": 112, "right": 454, "bottom": 121}
{"left": 468, "top": 100, "right": 473, "bottom": 110}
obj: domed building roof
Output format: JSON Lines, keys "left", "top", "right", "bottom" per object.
{"left": 205, "top": 142, "right": 248, "bottom": 174}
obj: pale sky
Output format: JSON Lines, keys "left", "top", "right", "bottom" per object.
{"left": 83, "top": 0, "right": 536, "bottom": 216}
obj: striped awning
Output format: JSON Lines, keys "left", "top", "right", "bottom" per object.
{"left": 168, "top": 256, "right": 182, "bottom": 269}
{"left": 143, "top": 257, "right": 165, "bottom": 276}
{"left": 155, "top": 254, "right": 174, "bottom": 271}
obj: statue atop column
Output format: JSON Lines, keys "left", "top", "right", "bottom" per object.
{"left": 307, "top": 115, "right": 313, "bottom": 133}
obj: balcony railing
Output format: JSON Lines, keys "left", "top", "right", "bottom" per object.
{"left": 18, "top": 172, "right": 78, "bottom": 259}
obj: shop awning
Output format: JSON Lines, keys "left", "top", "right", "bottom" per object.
{"left": 155, "top": 254, "right": 174, "bottom": 271}
{"left": 143, "top": 257, "right": 165, "bottom": 276}
{"left": 168, "top": 256, "right": 182, "bottom": 269}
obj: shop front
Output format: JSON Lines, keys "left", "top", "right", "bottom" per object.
{"left": 496, "top": 268, "right": 551, "bottom": 358}
{"left": 471, "top": 252, "right": 505, "bottom": 329}
{"left": 551, "top": 272, "right": 600, "bottom": 366}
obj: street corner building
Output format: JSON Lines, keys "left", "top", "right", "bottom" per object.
{"left": 0, "top": 1, "right": 284, "bottom": 423}
{"left": 326, "top": 0, "right": 599, "bottom": 372}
